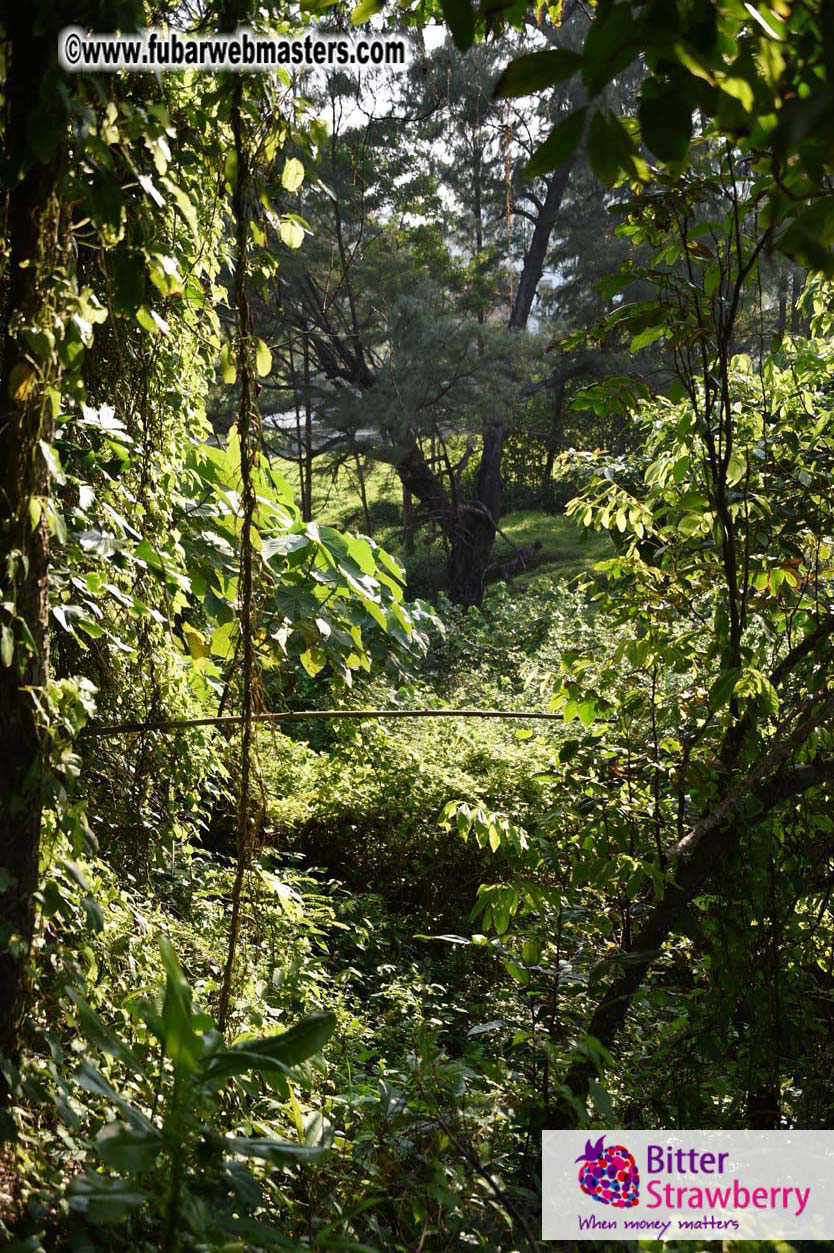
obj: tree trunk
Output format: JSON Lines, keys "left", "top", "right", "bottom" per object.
{"left": 747, "top": 1086, "right": 780, "bottom": 1130}
{"left": 396, "top": 427, "right": 507, "bottom": 606}
{"left": 440, "top": 164, "right": 575, "bottom": 605}
{"left": 353, "top": 453, "right": 372, "bottom": 534}
{"left": 445, "top": 426, "right": 505, "bottom": 604}
{"left": 394, "top": 164, "right": 575, "bottom": 606}
{"left": 790, "top": 268, "right": 801, "bottom": 335}
{"left": 447, "top": 510, "right": 500, "bottom": 606}
{"left": 402, "top": 485, "right": 415, "bottom": 554}
{"left": 473, "top": 130, "right": 485, "bottom": 337}
{"left": 548, "top": 697, "right": 834, "bottom": 1129}
{"left": 302, "top": 141, "right": 575, "bottom": 605}
{"left": 509, "top": 160, "right": 575, "bottom": 332}
{"left": 0, "top": 14, "right": 64, "bottom": 1072}
{"left": 543, "top": 377, "right": 566, "bottom": 487}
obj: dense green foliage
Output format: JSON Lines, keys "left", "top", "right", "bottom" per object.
{"left": 4, "top": 0, "right": 834, "bottom": 1251}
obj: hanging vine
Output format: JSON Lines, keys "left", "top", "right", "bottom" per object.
{"left": 217, "top": 71, "right": 265, "bottom": 1030}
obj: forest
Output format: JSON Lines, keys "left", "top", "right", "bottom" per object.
{"left": 2, "top": 0, "right": 834, "bottom": 1248}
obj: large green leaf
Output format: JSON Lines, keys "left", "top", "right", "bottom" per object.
{"left": 66, "top": 1173, "right": 149, "bottom": 1226}
{"left": 217, "top": 1216, "right": 303, "bottom": 1248}
{"left": 494, "top": 49, "right": 583, "bottom": 98}
{"left": 523, "top": 108, "right": 587, "bottom": 180}
{"left": 248, "top": 1012, "right": 337, "bottom": 1065}
{"left": 226, "top": 1135, "right": 329, "bottom": 1162}
{"left": 202, "top": 1011, "right": 336, "bottom": 1083}
{"left": 350, "top": 0, "right": 384, "bottom": 23}
{"left": 274, "top": 585, "right": 319, "bottom": 621}
{"left": 586, "top": 110, "right": 640, "bottom": 185}
{"left": 281, "top": 157, "right": 304, "bottom": 193}
{"left": 439, "top": 0, "right": 475, "bottom": 51}
{"left": 779, "top": 196, "right": 834, "bottom": 276}
{"left": 581, "top": 1, "right": 638, "bottom": 95}
{"left": 66, "top": 989, "right": 145, "bottom": 1074}
{"left": 73, "top": 1061, "right": 156, "bottom": 1134}
{"left": 638, "top": 84, "right": 692, "bottom": 163}
{"left": 159, "top": 936, "right": 204, "bottom": 1075}
{"left": 93, "top": 1121, "right": 162, "bottom": 1173}
{"left": 200, "top": 1046, "right": 295, "bottom": 1085}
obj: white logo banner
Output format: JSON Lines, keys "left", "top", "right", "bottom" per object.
{"left": 543, "top": 1130, "right": 834, "bottom": 1241}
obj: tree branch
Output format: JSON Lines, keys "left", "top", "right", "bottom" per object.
{"left": 551, "top": 697, "right": 834, "bottom": 1127}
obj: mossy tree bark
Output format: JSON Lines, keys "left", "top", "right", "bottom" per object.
{"left": 0, "top": 10, "right": 67, "bottom": 1071}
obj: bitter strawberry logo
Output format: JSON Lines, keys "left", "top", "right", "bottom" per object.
{"left": 576, "top": 1136, "right": 640, "bottom": 1208}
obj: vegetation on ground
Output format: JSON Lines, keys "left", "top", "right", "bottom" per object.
{"left": 3, "top": 0, "right": 834, "bottom": 1250}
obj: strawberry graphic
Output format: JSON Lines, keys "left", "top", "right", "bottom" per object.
{"left": 576, "top": 1135, "right": 640, "bottom": 1208}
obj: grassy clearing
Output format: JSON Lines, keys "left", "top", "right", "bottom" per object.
{"left": 278, "top": 454, "right": 612, "bottom": 590}
{"left": 495, "top": 510, "right": 613, "bottom": 583}
{"left": 279, "top": 456, "right": 401, "bottom": 530}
